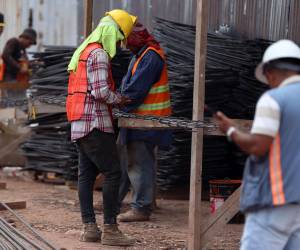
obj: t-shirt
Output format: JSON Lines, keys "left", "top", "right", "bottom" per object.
{"left": 251, "top": 93, "right": 280, "bottom": 137}
{"left": 2, "top": 38, "right": 26, "bottom": 80}
{"left": 251, "top": 75, "right": 300, "bottom": 137}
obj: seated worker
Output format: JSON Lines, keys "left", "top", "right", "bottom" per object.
{"left": 1, "top": 28, "right": 37, "bottom": 82}
{"left": 118, "top": 23, "right": 172, "bottom": 222}
{"left": 0, "top": 12, "right": 4, "bottom": 36}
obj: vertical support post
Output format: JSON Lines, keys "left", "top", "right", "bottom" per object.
{"left": 188, "top": 0, "right": 208, "bottom": 249}
{"left": 84, "top": 0, "right": 93, "bottom": 37}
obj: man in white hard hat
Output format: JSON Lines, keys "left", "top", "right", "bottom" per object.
{"left": 216, "top": 40, "right": 300, "bottom": 250}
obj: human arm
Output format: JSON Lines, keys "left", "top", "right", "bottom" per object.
{"left": 215, "top": 93, "right": 280, "bottom": 157}
{"left": 216, "top": 112, "right": 274, "bottom": 157}
{"left": 121, "top": 50, "right": 164, "bottom": 112}
{"left": 87, "top": 49, "right": 124, "bottom": 104}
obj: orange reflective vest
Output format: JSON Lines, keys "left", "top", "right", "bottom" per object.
{"left": 131, "top": 47, "right": 171, "bottom": 117}
{"left": 0, "top": 57, "right": 5, "bottom": 81}
{"left": 66, "top": 43, "right": 115, "bottom": 121}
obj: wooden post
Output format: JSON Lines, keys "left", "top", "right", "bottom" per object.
{"left": 0, "top": 201, "right": 27, "bottom": 211}
{"left": 188, "top": 0, "right": 208, "bottom": 249}
{"left": 84, "top": 0, "right": 93, "bottom": 37}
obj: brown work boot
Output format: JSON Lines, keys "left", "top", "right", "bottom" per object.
{"left": 101, "top": 224, "right": 135, "bottom": 246}
{"left": 79, "top": 222, "right": 101, "bottom": 242}
{"left": 118, "top": 208, "right": 150, "bottom": 222}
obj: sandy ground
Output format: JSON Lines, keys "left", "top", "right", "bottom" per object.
{"left": 0, "top": 177, "right": 243, "bottom": 250}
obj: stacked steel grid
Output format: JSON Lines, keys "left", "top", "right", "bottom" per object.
{"left": 153, "top": 18, "right": 270, "bottom": 190}
{"left": 22, "top": 46, "right": 131, "bottom": 180}
{"left": 23, "top": 19, "right": 271, "bottom": 191}
{"left": 22, "top": 46, "right": 77, "bottom": 180}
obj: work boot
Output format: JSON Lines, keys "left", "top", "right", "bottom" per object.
{"left": 118, "top": 208, "right": 150, "bottom": 222}
{"left": 79, "top": 222, "right": 101, "bottom": 242}
{"left": 101, "top": 224, "right": 135, "bottom": 246}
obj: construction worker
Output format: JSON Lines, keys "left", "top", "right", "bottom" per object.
{"left": 0, "top": 12, "right": 4, "bottom": 36}
{"left": 1, "top": 28, "right": 36, "bottom": 82}
{"left": 0, "top": 13, "right": 5, "bottom": 81}
{"left": 67, "top": 10, "right": 136, "bottom": 246}
{"left": 118, "top": 23, "right": 172, "bottom": 222}
{"left": 216, "top": 40, "right": 300, "bottom": 250}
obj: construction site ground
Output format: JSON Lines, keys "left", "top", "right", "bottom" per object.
{"left": 0, "top": 177, "right": 243, "bottom": 250}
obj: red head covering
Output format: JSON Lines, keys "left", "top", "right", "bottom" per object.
{"left": 127, "top": 22, "right": 160, "bottom": 50}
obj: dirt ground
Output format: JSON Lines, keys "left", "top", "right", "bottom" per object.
{"left": 0, "top": 176, "right": 243, "bottom": 250}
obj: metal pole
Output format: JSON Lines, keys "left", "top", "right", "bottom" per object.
{"left": 0, "top": 202, "right": 58, "bottom": 250}
{"left": 0, "top": 217, "right": 45, "bottom": 250}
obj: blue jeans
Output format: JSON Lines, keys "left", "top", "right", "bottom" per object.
{"left": 118, "top": 141, "right": 156, "bottom": 215}
{"left": 241, "top": 204, "right": 300, "bottom": 250}
{"left": 76, "top": 129, "right": 121, "bottom": 225}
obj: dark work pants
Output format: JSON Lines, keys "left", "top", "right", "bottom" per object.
{"left": 76, "top": 129, "right": 121, "bottom": 225}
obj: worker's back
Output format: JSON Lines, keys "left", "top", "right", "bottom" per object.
{"left": 241, "top": 77, "right": 300, "bottom": 212}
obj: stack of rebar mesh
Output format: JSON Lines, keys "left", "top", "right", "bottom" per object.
{"left": 153, "top": 18, "right": 270, "bottom": 190}
{"left": 23, "top": 18, "right": 271, "bottom": 190}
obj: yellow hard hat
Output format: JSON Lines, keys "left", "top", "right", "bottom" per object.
{"left": 106, "top": 9, "right": 137, "bottom": 39}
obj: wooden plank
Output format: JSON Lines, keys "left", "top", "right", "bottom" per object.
{"left": 0, "top": 132, "right": 31, "bottom": 161}
{"left": 188, "top": 0, "right": 209, "bottom": 249}
{"left": 84, "top": 0, "right": 94, "bottom": 37}
{"left": 0, "top": 201, "right": 26, "bottom": 211}
{"left": 28, "top": 100, "right": 65, "bottom": 116}
{"left": 118, "top": 117, "right": 252, "bottom": 136}
{"left": 0, "top": 82, "right": 29, "bottom": 90}
{"left": 0, "top": 182, "right": 7, "bottom": 190}
{"left": 0, "top": 108, "right": 16, "bottom": 121}
{"left": 201, "top": 187, "right": 241, "bottom": 248}
{"left": 0, "top": 133, "right": 28, "bottom": 166}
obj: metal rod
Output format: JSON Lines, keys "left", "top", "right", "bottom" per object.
{"left": 0, "top": 202, "right": 59, "bottom": 250}
{"left": 0, "top": 217, "right": 45, "bottom": 250}
{"left": 0, "top": 226, "right": 25, "bottom": 250}
{"left": 0, "top": 236, "right": 14, "bottom": 250}
{"left": 0, "top": 219, "right": 33, "bottom": 250}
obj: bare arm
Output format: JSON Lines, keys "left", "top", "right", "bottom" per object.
{"left": 216, "top": 112, "right": 274, "bottom": 157}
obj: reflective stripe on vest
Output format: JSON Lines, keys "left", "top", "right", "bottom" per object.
{"left": 131, "top": 47, "right": 171, "bottom": 117}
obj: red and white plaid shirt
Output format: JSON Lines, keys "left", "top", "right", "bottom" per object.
{"left": 71, "top": 48, "right": 121, "bottom": 141}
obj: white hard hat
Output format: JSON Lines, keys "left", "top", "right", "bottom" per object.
{"left": 255, "top": 40, "right": 300, "bottom": 84}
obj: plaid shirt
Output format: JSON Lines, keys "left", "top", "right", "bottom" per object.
{"left": 71, "top": 48, "right": 121, "bottom": 141}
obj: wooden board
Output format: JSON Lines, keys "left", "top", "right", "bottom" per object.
{"left": 0, "top": 132, "right": 31, "bottom": 161}
{"left": 201, "top": 187, "right": 241, "bottom": 248}
{"left": 188, "top": 0, "right": 209, "bottom": 249}
{"left": 0, "top": 182, "right": 7, "bottom": 190}
{"left": 118, "top": 117, "right": 252, "bottom": 136}
{"left": 28, "top": 100, "right": 65, "bottom": 116}
{"left": 84, "top": 0, "right": 94, "bottom": 37}
{"left": 0, "top": 201, "right": 26, "bottom": 211}
{"left": 0, "top": 81, "right": 29, "bottom": 90}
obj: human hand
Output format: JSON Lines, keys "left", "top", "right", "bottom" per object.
{"left": 215, "top": 111, "right": 235, "bottom": 133}
{"left": 119, "top": 96, "right": 132, "bottom": 107}
{"left": 20, "top": 66, "right": 28, "bottom": 74}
